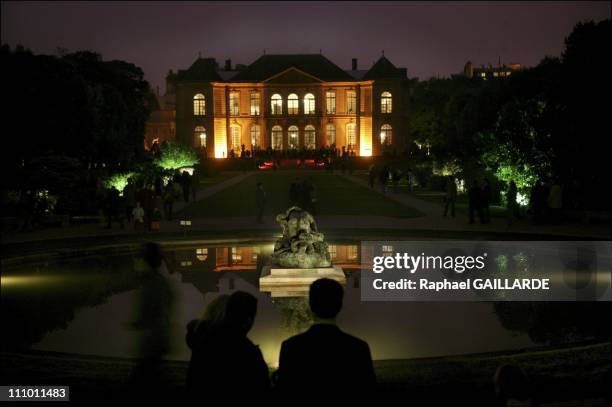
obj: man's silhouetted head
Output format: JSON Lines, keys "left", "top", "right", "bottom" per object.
{"left": 142, "top": 241, "right": 163, "bottom": 270}
{"left": 225, "top": 291, "right": 258, "bottom": 333}
{"left": 309, "top": 278, "right": 343, "bottom": 319}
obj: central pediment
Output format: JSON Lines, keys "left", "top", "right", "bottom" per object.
{"left": 264, "top": 67, "right": 323, "bottom": 84}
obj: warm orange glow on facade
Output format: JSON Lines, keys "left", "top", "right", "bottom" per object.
{"left": 174, "top": 55, "right": 409, "bottom": 157}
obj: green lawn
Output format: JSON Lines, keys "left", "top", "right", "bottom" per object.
{"left": 194, "top": 171, "right": 241, "bottom": 189}
{"left": 179, "top": 170, "right": 423, "bottom": 218}
{"left": 354, "top": 170, "right": 511, "bottom": 219}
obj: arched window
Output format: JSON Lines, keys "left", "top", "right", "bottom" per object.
{"left": 271, "top": 94, "right": 282, "bottom": 115}
{"left": 230, "top": 125, "right": 241, "bottom": 154}
{"left": 304, "top": 125, "right": 316, "bottom": 150}
{"left": 326, "top": 123, "right": 336, "bottom": 146}
{"left": 193, "top": 93, "right": 205, "bottom": 115}
{"left": 380, "top": 124, "right": 392, "bottom": 145}
{"left": 346, "top": 123, "right": 356, "bottom": 151}
{"left": 304, "top": 93, "right": 315, "bottom": 115}
{"left": 288, "top": 126, "right": 299, "bottom": 149}
{"left": 288, "top": 93, "right": 299, "bottom": 115}
{"left": 250, "top": 125, "right": 260, "bottom": 148}
{"left": 194, "top": 126, "right": 206, "bottom": 148}
{"left": 271, "top": 125, "right": 283, "bottom": 150}
{"left": 381, "top": 91, "right": 392, "bottom": 113}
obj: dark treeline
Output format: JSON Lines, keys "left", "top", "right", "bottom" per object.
{"left": 1, "top": 45, "right": 152, "bottom": 217}
{"left": 406, "top": 19, "right": 611, "bottom": 210}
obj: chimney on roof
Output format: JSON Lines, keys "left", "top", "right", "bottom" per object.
{"left": 224, "top": 59, "right": 232, "bottom": 71}
{"left": 352, "top": 58, "right": 358, "bottom": 70}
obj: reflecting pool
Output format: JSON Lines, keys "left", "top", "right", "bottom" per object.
{"left": 1, "top": 242, "right": 535, "bottom": 366}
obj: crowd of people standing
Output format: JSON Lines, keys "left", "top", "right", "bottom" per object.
{"left": 102, "top": 169, "right": 197, "bottom": 231}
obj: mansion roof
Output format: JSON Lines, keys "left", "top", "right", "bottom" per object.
{"left": 176, "top": 54, "right": 407, "bottom": 83}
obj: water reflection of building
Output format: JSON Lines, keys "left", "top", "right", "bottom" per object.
{"left": 172, "top": 244, "right": 362, "bottom": 297}
{"left": 327, "top": 244, "right": 360, "bottom": 271}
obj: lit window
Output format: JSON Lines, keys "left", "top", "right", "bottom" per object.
{"left": 193, "top": 93, "right": 205, "bottom": 115}
{"left": 288, "top": 93, "right": 299, "bottom": 115}
{"left": 230, "top": 92, "right": 239, "bottom": 115}
{"left": 304, "top": 93, "right": 315, "bottom": 115}
{"left": 328, "top": 244, "right": 337, "bottom": 260}
{"left": 493, "top": 72, "right": 499, "bottom": 77}
{"left": 380, "top": 124, "right": 392, "bottom": 145}
{"left": 382, "top": 245, "right": 394, "bottom": 257}
{"left": 381, "top": 91, "right": 392, "bottom": 113}
{"left": 346, "top": 123, "right": 356, "bottom": 151}
{"left": 506, "top": 71, "right": 511, "bottom": 76}
{"left": 272, "top": 125, "right": 283, "bottom": 150}
{"left": 231, "top": 125, "right": 241, "bottom": 154}
{"left": 480, "top": 72, "right": 486, "bottom": 78}
{"left": 347, "top": 245, "right": 358, "bottom": 260}
{"left": 271, "top": 94, "right": 282, "bottom": 115}
{"left": 194, "top": 126, "right": 206, "bottom": 148}
{"left": 196, "top": 248, "right": 208, "bottom": 261}
{"left": 347, "top": 90, "right": 356, "bottom": 114}
{"left": 326, "top": 92, "right": 336, "bottom": 114}
{"left": 250, "top": 93, "right": 260, "bottom": 115}
{"left": 231, "top": 247, "right": 242, "bottom": 262}
{"left": 304, "top": 125, "right": 316, "bottom": 150}
{"left": 250, "top": 125, "right": 260, "bottom": 148}
{"left": 326, "top": 123, "right": 336, "bottom": 146}
{"left": 288, "top": 125, "right": 299, "bottom": 149}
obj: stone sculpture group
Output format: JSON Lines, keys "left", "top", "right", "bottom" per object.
{"left": 271, "top": 206, "right": 332, "bottom": 268}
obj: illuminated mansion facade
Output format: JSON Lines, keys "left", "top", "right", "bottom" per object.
{"left": 172, "top": 54, "right": 409, "bottom": 157}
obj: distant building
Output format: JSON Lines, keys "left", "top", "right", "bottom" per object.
{"left": 144, "top": 73, "right": 176, "bottom": 149}
{"left": 463, "top": 60, "right": 522, "bottom": 80}
{"left": 172, "top": 54, "right": 410, "bottom": 158}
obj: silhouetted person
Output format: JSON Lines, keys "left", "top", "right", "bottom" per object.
{"left": 298, "top": 180, "right": 313, "bottom": 211}
{"left": 379, "top": 165, "right": 389, "bottom": 194}
{"left": 256, "top": 182, "right": 266, "bottom": 223}
{"left": 132, "top": 201, "right": 145, "bottom": 231}
{"left": 185, "top": 291, "right": 269, "bottom": 398}
{"left": 130, "top": 242, "right": 174, "bottom": 399}
{"left": 163, "top": 182, "right": 174, "bottom": 221}
{"left": 276, "top": 278, "right": 376, "bottom": 396}
{"left": 124, "top": 178, "right": 136, "bottom": 224}
{"left": 368, "top": 165, "right": 376, "bottom": 188}
{"left": 506, "top": 181, "right": 519, "bottom": 226}
{"left": 444, "top": 176, "right": 457, "bottom": 218}
{"left": 190, "top": 171, "right": 198, "bottom": 202}
{"left": 392, "top": 168, "right": 401, "bottom": 193}
{"left": 468, "top": 180, "right": 483, "bottom": 224}
{"left": 185, "top": 294, "right": 229, "bottom": 350}
{"left": 154, "top": 175, "right": 163, "bottom": 197}
{"left": 493, "top": 364, "right": 538, "bottom": 407}
{"left": 289, "top": 179, "right": 300, "bottom": 205}
{"left": 481, "top": 178, "right": 492, "bottom": 223}
{"left": 104, "top": 186, "right": 123, "bottom": 229}
{"left": 181, "top": 171, "right": 191, "bottom": 202}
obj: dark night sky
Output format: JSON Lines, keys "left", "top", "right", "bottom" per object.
{"left": 2, "top": 1, "right": 609, "bottom": 92}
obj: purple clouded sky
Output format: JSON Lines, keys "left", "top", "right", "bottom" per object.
{"left": 2, "top": 1, "right": 609, "bottom": 92}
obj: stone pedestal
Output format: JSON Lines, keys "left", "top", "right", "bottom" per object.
{"left": 259, "top": 265, "right": 345, "bottom": 298}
